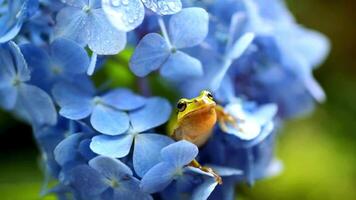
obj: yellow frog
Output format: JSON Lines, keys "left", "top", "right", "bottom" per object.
{"left": 169, "top": 90, "right": 242, "bottom": 184}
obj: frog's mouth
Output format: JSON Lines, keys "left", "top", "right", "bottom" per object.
{"left": 185, "top": 101, "right": 216, "bottom": 117}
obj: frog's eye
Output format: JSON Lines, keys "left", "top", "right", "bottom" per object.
{"left": 177, "top": 101, "right": 187, "bottom": 112}
{"left": 206, "top": 91, "right": 214, "bottom": 100}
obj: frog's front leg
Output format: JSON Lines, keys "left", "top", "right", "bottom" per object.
{"left": 189, "top": 159, "right": 223, "bottom": 184}
{"left": 215, "top": 105, "right": 244, "bottom": 133}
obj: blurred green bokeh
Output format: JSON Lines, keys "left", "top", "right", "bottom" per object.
{"left": 0, "top": 0, "right": 355, "bottom": 199}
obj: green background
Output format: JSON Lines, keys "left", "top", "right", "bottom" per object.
{"left": 0, "top": 0, "right": 355, "bottom": 199}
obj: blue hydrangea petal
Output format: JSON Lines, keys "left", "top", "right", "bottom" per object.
{"left": 52, "top": 83, "right": 94, "bottom": 120}
{"left": 17, "top": 84, "right": 57, "bottom": 126}
{"left": 0, "top": 43, "right": 16, "bottom": 79}
{"left": 207, "top": 166, "right": 243, "bottom": 177}
{"left": 9, "top": 41, "right": 31, "bottom": 81}
{"left": 62, "top": 0, "right": 88, "bottom": 7}
{"left": 78, "top": 139, "right": 97, "bottom": 160}
{"left": 186, "top": 166, "right": 214, "bottom": 178}
{"left": 55, "top": 7, "right": 89, "bottom": 46}
{"left": 191, "top": 178, "right": 218, "bottom": 200}
{"left": 226, "top": 32, "right": 255, "bottom": 60}
{"left": 90, "top": 134, "right": 134, "bottom": 158}
{"left": 133, "top": 134, "right": 174, "bottom": 177}
{"left": 129, "top": 33, "right": 170, "bottom": 77}
{"left": 54, "top": 133, "right": 82, "bottom": 166}
{"left": 161, "top": 140, "right": 198, "bottom": 168}
{"left": 90, "top": 104, "right": 130, "bottom": 135}
{"left": 89, "top": 156, "right": 133, "bottom": 180}
{"left": 129, "top": 97, "right": 172, "bottom": 132}
{"left": 20, "top": 43, "right": 51, "bottom": 81}
{"left": 142, "top": 0, "right": 182, "bottom": 15}
{"left": 102, "top": 0, "right": 145, "bottom": 32}
{"left": 140, "top": 162, "right": 176, "bottom": 193}
{"left": 113, "top": 178, "right": 153, "bottom": 200}
{"left": 50, "top": 38, "right": 89, "bottom": 74}
{"left": 0, "top": 84, "right": 17, "bottom": 110}
{"left": 101, "top": 89, "right": 146, "bottom": 111}
{"left": 0, "top": 17, "right": 22, "bottom": 43}
{"left": 0, "top": 0, "right": 37, "bottom": 43}
{"left": 251, "top": 104, "right": 277, "bottom": 125}
{"left": 87, "top": 9, "right": 127, "bottom": 55}
{"left": 169, "top": 7, "right": 209, "bottom": 49}
{"left": 224, "top": 103, "right": 261, "bottom": 140}
{"left": 160, "top": 51, "right": 203, "bottom": 81}
{"left": 70, "top": 165, "right": 108, "bottom": 198}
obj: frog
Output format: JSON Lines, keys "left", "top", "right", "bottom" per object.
{"left": 169, "top": 90, "right": 243, "bottom": 184}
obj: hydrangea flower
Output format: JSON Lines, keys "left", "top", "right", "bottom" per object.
{"left": 0, "top": 0, "right": 330, "bottom": 199}
{"left": 141, "top": 140, "right": 242, "bottom": 200}
{"left": 102, "top": 0, "right": 182, "bottom": 32}
{"left": 70, "top": 156, "right": 152, "bottom": 200}
{"left": 0, "top": 0, "right": 38, "bottom": 43}
{"left": 54, "top": 0, "right": 126, "bottom": 55}
{"left": 20, "top": 38, "right": 89, "bottom": 91}
{"left": 0, "top": 41, "right": 57, "bottom": 126}
{"left": 90, "top": 96, "right": 173, "bottom": 177}
{"left": 52, "top": 82, "right": 145, "bottom": 135}
{"left": 200, "top": 97, "right": 279, "bottom": 185}
{"left": 130, "top": 7, "right": 209, "bottom": 81}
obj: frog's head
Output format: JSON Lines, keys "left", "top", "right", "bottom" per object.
{"left": 176, "top": 90, "right": 216, "bottom": 121}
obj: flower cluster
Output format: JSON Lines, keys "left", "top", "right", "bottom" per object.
{"left": 0, "top": 0, "right": 329, "bottom": 199}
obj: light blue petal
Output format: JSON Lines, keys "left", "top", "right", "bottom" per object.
{"left": 89, "top": 156, "right": 133, "bottom": 180}
{"left": 102, "top": 0, "right": 145, "bottom": 32}
{"left": 0, "top": 19, "right": 22, "bottom": 43}
{"left": 224, "top": 103, "right": 261, "bottom": 140}
{"left": 207, "top": 166, "right": 243, "bottom": 177}
{"left": 169, "top": 7, "right": 209, "bottom": 49}
{"left": 87, "top": 52, "right": 98, "bottom": 76}
{"left": 161, "top": 140, "right": 198, "bottom": 168}
{"left": 133, "top": 134, "right": 174, "bottom": 177}
{"left": 17, "top": 84, "right": 57, "bottom": 126}
{"left": 0, "top": 84, "right": 17, "bottom": 110}
{"left": 90, "top": 134, "right": 134, "bottom": 158}
{"left": 251, "top": 104, "right": 277, "bottom": 125}
{"left": 101, "top": 88, "right": 146, "bottom": 111}
{"left": 0, "top": 43, "right": 16, "bottom": 80}
{"left": 52, "top": 82, "right": 93, "bottom": 120}
{"left": 226, "top": 32, "right": 255, "bottom": 60}
{"left": 70, "top": 165, "right": 108, "bottom": 197}
{"left": 211, "top": 33, "right": 255, "bottom": 91}
{"left": 9, "top": 42, "right": 31, "bottom": 82}
{"left": 62, "top": 0, "right": 88, "bottom": 7}
{"left": 129, "top": 97, "right": 172, "bottom": 132}
{"left": 140, "top": 162, "right": 176, "bottom": 193}
{"left": 50, "top": 38, "right": 89, "bottom": 74}
{"left": 54, "top": 133, "right": 82, "bottom": 166}
{"left": 90, "top": 104, "right": 130, "bottom": 135}
{"left": 186, "top": 166, "right": 214, "bottom": 178}
{"left": 55, "top": 7, "right": 89, "bottom": 46}
{"left": 142, "top": 0, "right": 182, "bottom": 15}
{"left": 129, "top": 33, "right": 170, "bottom": 77}
{"left": 289, "top": 28, "right": 330, "bottom": 67}
{"left": 191, "top": 178, "right": 218, "bottom": 200}
{"left": 87, "top": 9, "right": 127, "bottom": 55}
{"left": 160, "top": 51, "right": 203, "bottom": 81}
